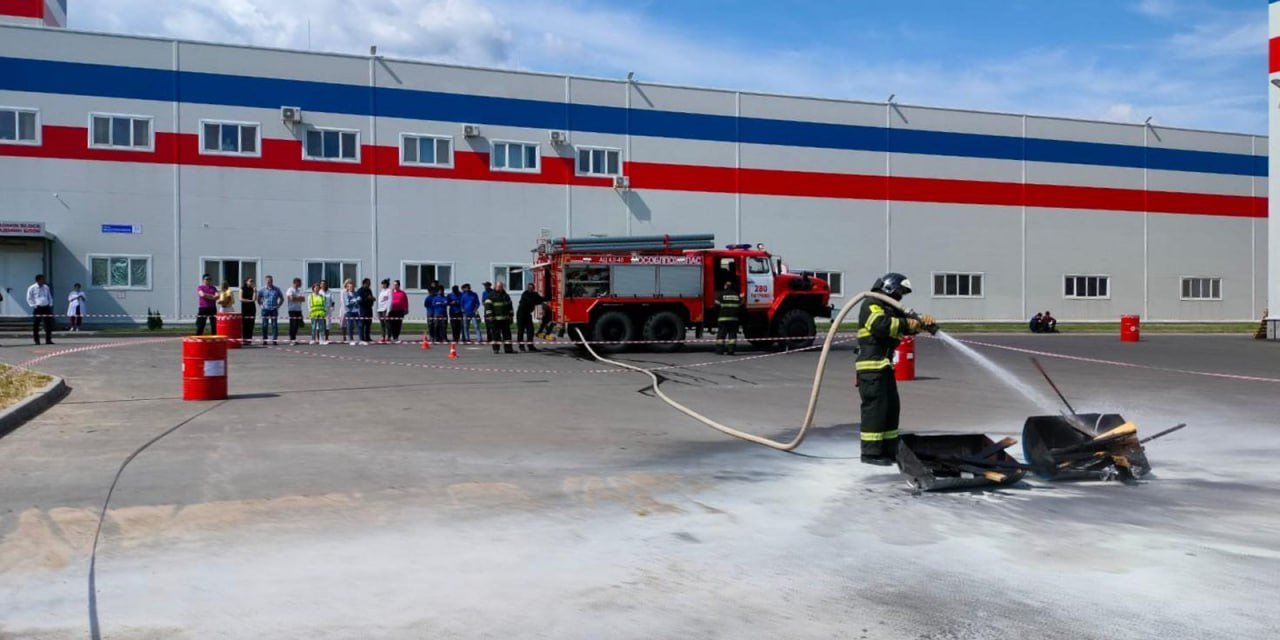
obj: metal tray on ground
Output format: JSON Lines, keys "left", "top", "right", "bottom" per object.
{"left": 897, "top": 433, "right": 1027, "bottom": 492}
{"left": 1021, "top": 413, "right": 1151, "bottom": 481}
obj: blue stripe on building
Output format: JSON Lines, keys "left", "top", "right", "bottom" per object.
{"left": 0, "top": 55, "right": 1266, "bottom": 177}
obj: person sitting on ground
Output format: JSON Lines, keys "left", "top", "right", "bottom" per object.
{"left": 1041, "top": 310, "right": 1058, "bottom": 333}
{"left": 1029, "top": 312, "right": 1044, "bottom": 333}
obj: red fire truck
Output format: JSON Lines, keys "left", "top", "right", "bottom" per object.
{"left": 528, "top": 234, "right": 831, "bottom": 351}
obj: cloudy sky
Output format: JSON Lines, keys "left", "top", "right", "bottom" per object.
{"left": 70, "top": 0, "right": 1267, "bottom": 134}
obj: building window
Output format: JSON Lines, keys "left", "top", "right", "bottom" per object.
{"left": 1181, "top": 277, "right": 1221, "bottom": 301}
{"left": 307, "top": 261, "right": 359, "bottom": 287}
{"left": 89, "top": 113, "right": 152, "bottom": 150}
{"left": 201, "top": 120, "right": 259, "bottom": 156}
{"left": 304, "top": 127, "right": 359, "bottom": 161}
{"left": 800, "top": 270, "right": 843, "bottom": 296}
{"left": 404, "top": 262, "right": 453, "bottom": 291}
{"left": 493, "top": 264, "right": 526, "bottom": 292}
{"left": 1064, "top": 275, "right": 1110, "bottom": 299}
{"left": 575, "top": 146, "right": 621, "bottom": 177}
{"left": 933, "top": 273, "right": 984, "bottom": 298}
{"left": 491, "top": 141, "right": 539, "bottom": 172}
{"left": 401, "top": 134, "right": 453, "bottom": 167}
{"left": 202, "top": 258, "right": 259, "bottom": 287}
{"left": 90, "top": 255, "right": 150, "bottom": 289}
{"left": 0, "top": 107, "right": 39, "bottom": 145}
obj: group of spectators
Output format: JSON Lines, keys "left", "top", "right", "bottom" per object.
{"left": 1029, "top": 310, "right": 1058, "bottom": 333}
{"left": 194, "top": 274, "right": 548, "bottom": 353}
{"left": 0, "top": 274, "right": 86, "bottom": 346}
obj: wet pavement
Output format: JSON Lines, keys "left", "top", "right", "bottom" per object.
{"left": 1, "top": 334, "right": 1278, "bottom": 639}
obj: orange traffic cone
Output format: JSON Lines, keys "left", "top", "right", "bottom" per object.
{"left": 448, "top": 343, "right": 458, "bottom": 359}
{"left": 421, "top": 334, "right": 432, "bottom": 349}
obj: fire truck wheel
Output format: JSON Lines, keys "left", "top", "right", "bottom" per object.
{"left": 591, "top": 311, "right": 635, "bottom": 352}
{"left": 643, "top": 311, "right": 685, "bottom": 352}
{"left": 774, "top": 309, "right": 816, "bottom": 350}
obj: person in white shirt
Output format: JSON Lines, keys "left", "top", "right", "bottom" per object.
{"left": 27, "top": 274, "right": 54, "bottom": 345}
{"left": 376, "top": 278, "right": 392, "bottom": 343}
{"left": 66, "top": 283, "right": 87, "bottom": 331}
{"left": 285, "top": 277, "right": 305, "bottom": 345}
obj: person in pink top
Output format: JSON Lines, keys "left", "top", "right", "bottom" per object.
{"left": 389, "top": 279, "right": 409, "bottom": 343}
{"left": 196, "top": 273, "right": 219, "bottom": 335}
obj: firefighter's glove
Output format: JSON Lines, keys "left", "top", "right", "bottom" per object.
{"left": 921, "top": 314, "right": 937, "bottom": 328}
{"left": 906, "top": 318, "right": 923, "bottom": 334}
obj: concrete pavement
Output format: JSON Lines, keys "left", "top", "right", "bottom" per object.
{"left": 1, "top": 334, "right": 1278, "bottom": 638}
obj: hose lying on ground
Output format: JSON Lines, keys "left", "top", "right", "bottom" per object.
{"left": 577, "top": 291, "right": 904, "bottom": 451}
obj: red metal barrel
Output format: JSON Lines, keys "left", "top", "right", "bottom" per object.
{"left": 216, "top": 311, "right": 243, "bottom": 349}
{"left": 183, "top": 336, "right": 228, "bottom": 401}
{"left": 1120, "top": 315, "right": 1140, "bottom": 342}
{"left": 894, "top": 335, "right": 916, "bottom": 381}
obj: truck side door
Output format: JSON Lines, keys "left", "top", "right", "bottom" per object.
{"left": 746, "top": 256, "right": 773, "bottom": 308}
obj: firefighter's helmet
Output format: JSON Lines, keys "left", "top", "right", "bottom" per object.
{"left": 872, "top": 272, "right": 913, "bottom": 298}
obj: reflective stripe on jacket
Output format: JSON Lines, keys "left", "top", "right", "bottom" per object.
{"left": 717, "top": 291, "right": 743, "bottom": 322}
{"left": 855, "top": 301, "right": 905, "bottom": 372}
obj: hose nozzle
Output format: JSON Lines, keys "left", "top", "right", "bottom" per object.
{"left": 906, "top": 309, "right": 940, "bottom": 335}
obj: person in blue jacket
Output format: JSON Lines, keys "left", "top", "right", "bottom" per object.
{"left": 447, "top": 285, "right": 464, "bottom": 343}
{"left": 460, "top": 283, "right": 482, "bottom": 343}
{"left": 425, "top": 286, "right": 449, "bottom": 343}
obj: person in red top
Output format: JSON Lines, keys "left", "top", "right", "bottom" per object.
{"left": 196, "top": 274, "right": 219, "bottom": 335}
{"left": 388, "top": 279, "right": 410, "bottom": 343}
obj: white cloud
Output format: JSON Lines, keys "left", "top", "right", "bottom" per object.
{"left": 67, "top": 0, "right": 1265, "bottom": 134}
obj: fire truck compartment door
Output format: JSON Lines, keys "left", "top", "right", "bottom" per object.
{"left": 612, "top": 265, "right": 658, "bottom": 296}
{"left": 746, "top": 256, "right": 773, "bottom": 307}
{"left": 657, "top": 266, "right": 702, "bottom": 297}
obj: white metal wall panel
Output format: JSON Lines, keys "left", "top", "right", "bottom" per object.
{"left": 739, "top": 196, "right": 886, "bottom": 298}
{"left": 740, "top": 93, "right": 884, "bottom": 127}
{"left": 626, "top": 191, "right": 737, "bottom": 240}
{"left": 378, "top": 59, "right": 567, "bottom": 104}
{"left": 569, "top": 77, "right": 626, "bottom": 109}
{"left": 0, "top": 26, "right": 172, "bottom": 68}
{"left": 1024, "top": 209, "right": 1146, "bottom": 321}
{"left": 1146, "top": 216, "right": 1253, "bottom": 320}
{"left": 180, "top": 42, "right": 369, "bottom": 87}
{"left": 739, "top": 144, "right": 884, "bottom": 176}
{"left": 888, "top": 203, "right": 1023, "bottom": 320}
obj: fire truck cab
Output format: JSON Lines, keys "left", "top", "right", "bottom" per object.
{"left": 530, "top": 235, "right": 831, "bottom": 352}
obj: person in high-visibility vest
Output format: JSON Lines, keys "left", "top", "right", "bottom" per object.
{"left": 855, "top": 273, "right": 935, "bottom": 466}
{"left": 715, "top": 280, "right": 743, "bottom": 355}
{"left": 307, "top": 282, "right": 330, "bottom": 345}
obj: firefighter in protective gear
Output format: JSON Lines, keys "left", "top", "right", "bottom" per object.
{"left": 484, "top": 281, "right": 516, "bottom": 354}
{"left": 715, "top": 280, "right": 743, "bottom": 355}
{"left": 855, "top": 273, "right": 936, "bottom": 466}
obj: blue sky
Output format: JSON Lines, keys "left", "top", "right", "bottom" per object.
{"left": 72, "top": 0, "right": 1267, "bottom": 133}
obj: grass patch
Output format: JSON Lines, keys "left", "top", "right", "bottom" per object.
{"left": 821, "top": 321, "right": 1258, "bottom": 334}
{"left": 0, "top": 364, "right": 53, "bottom": 410}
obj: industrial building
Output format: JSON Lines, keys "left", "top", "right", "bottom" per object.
{"left": 0, "top": 4, "right": 1270, "bottom": 324}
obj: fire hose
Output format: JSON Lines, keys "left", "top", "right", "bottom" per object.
{"left": 577, "top": 291, "right": 915, "bottom": 452}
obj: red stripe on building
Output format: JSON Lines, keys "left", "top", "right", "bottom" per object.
{"left": 0, "top": 125, "right": 1265, "bottom": 219}
{"left": 0, "top": 0, "right": 43, "bottom": 18}
{"left": 1271, "top": 37, "right": 1280, "bottom": 74}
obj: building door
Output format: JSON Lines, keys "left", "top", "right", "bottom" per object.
{"left": 0, "top": 241, "right": 44, "bottom": 317}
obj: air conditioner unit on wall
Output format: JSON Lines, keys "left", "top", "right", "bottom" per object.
{"left": 550, "top": 130, "right": 567, "bottom": 145}
{"left": 463, "top": 124, "right": 481, "bottom": 138}
{"left": 281, "top": 106, "right": 303, "bottom": 123}
{"left": 614, "top": 175, "right": 630, "bottom": 190}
